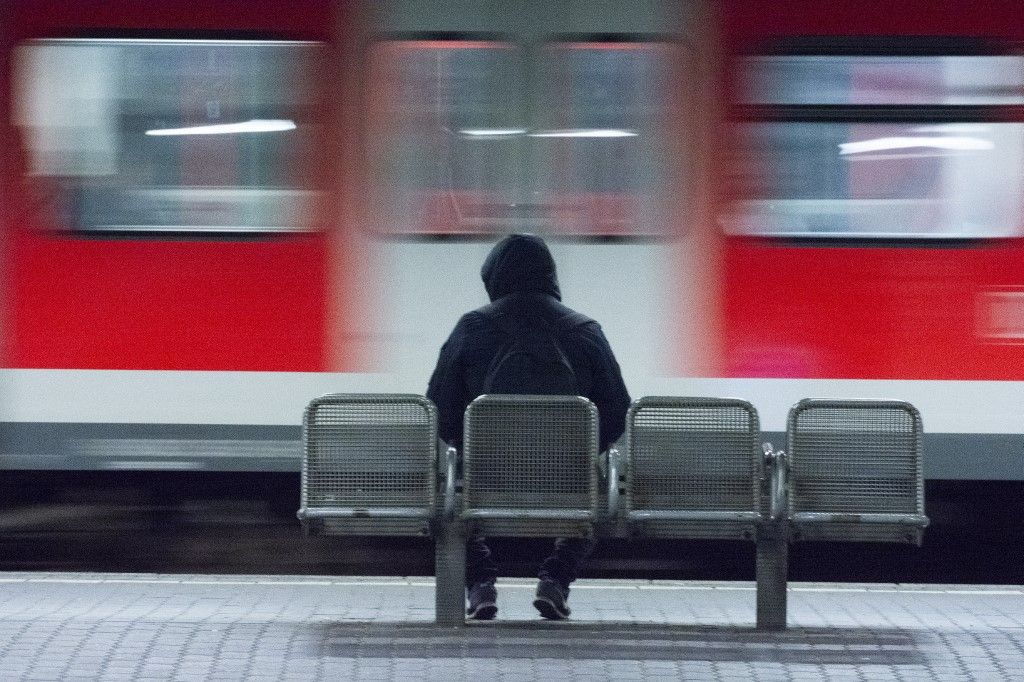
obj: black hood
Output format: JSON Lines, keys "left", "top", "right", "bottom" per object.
{"left": 480, "top": 234, "right": 561, "bottom": 302}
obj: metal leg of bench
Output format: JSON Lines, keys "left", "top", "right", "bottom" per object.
{"left": 755, "top": 521, "right": 788, "bottom": 631}
{"left": 435, "top": 522, "right": 466, "bottom": 628}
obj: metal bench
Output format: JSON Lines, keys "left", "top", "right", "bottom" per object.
{"left": 297, "top": 393, "right": 464, "bottom": 625}
{"left": 434, "top": 394, "right": 601, "bottom": 626}
{"left": 757, "top": 398, "right": 930, "bottom": 630}
{"left": 297, "top": 393, "right": 443, "bottom": 536}
{"left": 619, "top": 396, "right": 792, "bottom": 630}
{"left": 297, "top": 393, "right": 927, "bottom": 631}
{"left": 619, "top": 396, "right": 762, "bottom": 540}
{"left": 786, "top": 399, "right": 928, "bottom": 545}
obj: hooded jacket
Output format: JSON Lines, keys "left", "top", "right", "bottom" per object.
{"left": 426, "top": 234, "right": 631, "bottom": 451}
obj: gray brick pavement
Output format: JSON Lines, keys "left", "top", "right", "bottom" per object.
{"left": 0, "top": 574, "right": 1021, "bottom": 680}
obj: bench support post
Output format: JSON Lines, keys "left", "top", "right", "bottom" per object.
{"left": 755, "top": 520, "right": 788, "bottom": 631}
{"left": 435, "top": 521, "right": 466, "bottom": 627}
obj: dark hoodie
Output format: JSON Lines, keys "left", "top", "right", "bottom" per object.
{"left": 426, "top": 234, "right": 631, "bottom": 451}
{"left": 480, "top": 234, "right": 562, "bottom": 302}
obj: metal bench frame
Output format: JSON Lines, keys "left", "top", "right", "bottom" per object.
{"left": 755, "top": 398, "right": 930, "bottom": 629}
{"left": 786, "top": 399, "right": 928, "bottom": 544}
{"left": 297, "top": 393, "right": 441, "bottom": 536}
{"left": 460, "top": 394, "right": 600, "bottom": 538}
{"left": 435, "top": 394, "right": 602, "bottom": 625}
{"left": 296, "top": 393, "right": 466, "bottom": 625}
{"left": 618, "top": 396, "right": 763, "bottom": 538}
{"left": 298, "top": 393, "right": 928, "bottom": 631}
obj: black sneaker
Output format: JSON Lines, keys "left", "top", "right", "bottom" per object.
{"left": 533, "top": 579, "right": 570, "bottom": 620}
{"left": 467, "top": 583, "right": 497, "bottom": 621}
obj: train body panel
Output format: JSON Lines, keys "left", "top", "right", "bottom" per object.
{"left": 4, "top": 0, "right": 352, "bottom": 373}
{"left": 719, "top": 0, "right": 1024, "bottom": 383}
{"left": 1, "top": 369, "right": 1022, "bottom": 480}
{"left": 2, "top": 0, "right": 1024, "bottom": 484}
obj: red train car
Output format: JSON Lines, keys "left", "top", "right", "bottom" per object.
{"left": 718, "top": 0, "right": 1024, "bottom": 480}
{"left": 1, "top": 0, "right": 1023, "bottom": 489}
{"left": 1, "top": 0, "right": 370, "bottom": 470}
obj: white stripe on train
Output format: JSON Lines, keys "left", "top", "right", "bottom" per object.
{"left": 0, "top": 369, "right": 1021, "bottom": 433}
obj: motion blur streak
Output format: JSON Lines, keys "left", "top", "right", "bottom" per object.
{"left": 0, "top": 0, "right": 1024, "bottom": 578}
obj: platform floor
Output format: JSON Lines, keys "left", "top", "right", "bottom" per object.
{"left": 0, "top": 573, "right": 1021, "bottom": 681}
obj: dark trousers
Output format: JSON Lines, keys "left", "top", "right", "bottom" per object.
{"left": 466, "top": 536, "right": 595, "bottom": 594}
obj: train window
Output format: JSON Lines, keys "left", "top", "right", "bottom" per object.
{"left": 732, "top": 52, "right": 1024, "bottom": 239}
{"left": 541, "top": 41, "right": 674, "bottom": 237}
{"left": 366, "top": 38, "right": 674, "bottom": 238}
{"left": 366, "top": 40, "right": 524, "bottom": 236}
{"left": 13, "top": 39, "right": 323, "bottom": 235}
{"left": 745, "top": 55, "right": 1024, "bottom": 106}
{"left": 733, "top": 121, "right": 1024, "bottom": 237}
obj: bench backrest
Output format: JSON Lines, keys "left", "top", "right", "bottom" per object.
{"left": 624, "top": 397, "right": 762, "bottom": 539}
{"left": 462, "top": 394, "right": 599, "bottom": 537}
{"left": 299, "top": 393, "right": 438, "bottom": 535}
{"left": 787, "top": 399, "right": 927, "bottom": 544}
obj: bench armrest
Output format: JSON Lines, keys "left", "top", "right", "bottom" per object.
{"left": 607, "top": 448, "right": 621, "bottom": 521}
{"left": 443, "top": 445, "right": 459, "bottom": 521}
{"left": 763, "top": 442, "right": 788, "bottom": 521}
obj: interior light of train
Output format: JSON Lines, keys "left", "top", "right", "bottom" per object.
{"left": 63, "top": 38, "right": 319, "bottom": 47}
{"left": 145, "top": 119, "right": 297, "bottom": 136}
{"left": 458, "top": 128, "right": 637, "bottom": 138}
{"left": 914, "top": 124, "right": 992, "bottom": 134}
{"left": 528, "top": 129, "right": 637, "bottom": 138}
{"left": 838, "top": 136, "right": 994, "bottom": 155}
{"left": 459, "top": 128, "right": 528, "bottom": 136}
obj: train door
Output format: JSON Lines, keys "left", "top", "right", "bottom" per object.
{"left": 362, "top": 0, "right": 712, "bottom": 394}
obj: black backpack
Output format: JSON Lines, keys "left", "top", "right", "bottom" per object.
{"left": 481, "top": 304, "right": 588, "bottom": 396}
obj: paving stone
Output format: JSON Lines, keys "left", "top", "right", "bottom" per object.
{"left": 1, "top": 574, "right": 1023, "bottom": 681}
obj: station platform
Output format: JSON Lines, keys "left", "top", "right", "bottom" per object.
{"left": 0, "top": 573, "right": 1021, "bottom": 681}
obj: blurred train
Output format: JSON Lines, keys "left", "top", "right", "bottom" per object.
{"left": 2, "top": 0, "right": 1024, "bottom": 490}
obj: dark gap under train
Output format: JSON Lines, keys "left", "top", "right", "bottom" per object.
{"left": 0, "top": 472, "right": 1018, "bottom": 584}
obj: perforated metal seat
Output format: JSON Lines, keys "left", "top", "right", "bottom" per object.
{"left": 787, "top": 399, "right": 928, "bottom": 544}
{"left": 622, "top": 397, "right": 762, "bottom": 539}
{"left": 461, "top": 394, "right": 600, "bottom": 537}
{"left": 297, "top": 394, "right": 438, "bottom": 536}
